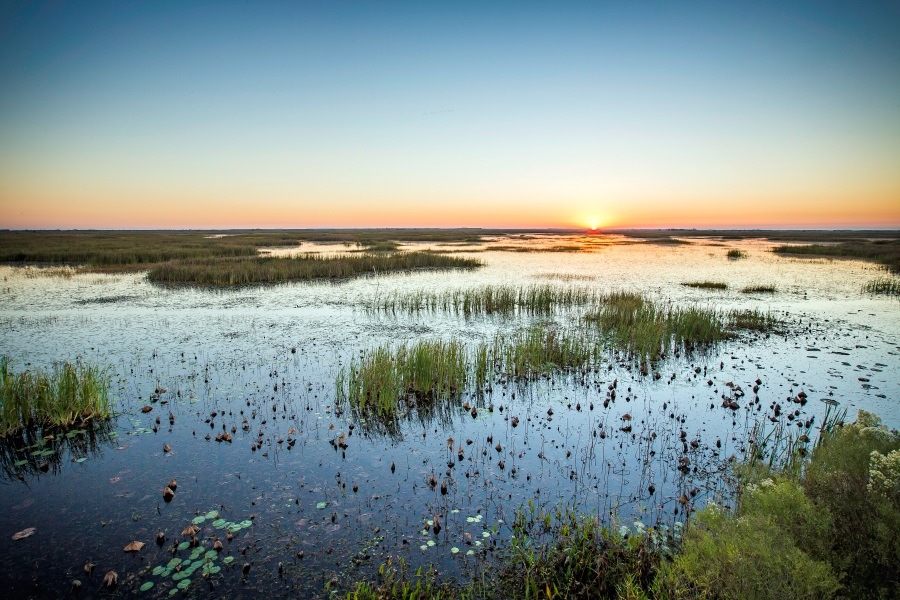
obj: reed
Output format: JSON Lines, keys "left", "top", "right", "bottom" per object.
{"left": 337, "top": 340, "right": 467, "bottom": 417}
{"left": 488, "top": 325, "right": 596, "bottom": 379}
{"left": 741, "top": 284, "right": 776, "bottom": 293}
{"left": 862, "top": 277, "right": 900, "bottom": 296}
{"left": 148, "top": 252, "right": 481, "bottom": 286}
{"left": 585, "top": 292, "right": 727, "bottom": 359}
{"left": 0, "top": 357, "right": 112, "bottom": 437}
{"left": 773, "top": 240, "right": 900, "bottom": 274}
{"left": 681, "top": 281, "right": 728, "bottom": 290}
{"left": 371, "top": 284, "right": 595, "bottom": 316}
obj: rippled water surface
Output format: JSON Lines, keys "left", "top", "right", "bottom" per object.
{"left": 0, "top": 235, "right": 897, "bottom": 598}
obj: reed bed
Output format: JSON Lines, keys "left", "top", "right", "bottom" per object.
{"left": 488, "top": 326, "right": 596, "bottom": 379}
{"left": 371, "top": 284, "right": 595, "bottom": 316}
{"left": 0, "top": 357, "right": 112, "bottom": 437}
{"left": 337, "top": 341, "right": 467, "bottom": 417}
{"left": 585, "top": 292, "right": 728, "bottom": 359}
{"left": 862, "top": 277, "right": 900, "bottom": 296}
{"left": 773, "top": 240, "right": 900, "bottom": 274}
{"left": 681, "top": 281, "right": 728, "bottom": 290}
{"left": 741, "top": 284, "right": 776, "bottom": 293}
{"left": 147, "top": 252, "right": 481, "bottom": 286}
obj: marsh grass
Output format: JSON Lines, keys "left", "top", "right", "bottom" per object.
{"left": 773, "top": 240, "right": 900, "bottom": 274}
{"left": 741, "top": 284, "right": 776, "bottom": 293}
{"left": 726, "top": 249, "right": 746, "bottom": 259}
{"left": 147, "top": 252, "right": 481, "bottom": 286}
{"left": 862, "top": 277, "right": 900, "bottom": 296}
{"left": 371, "top": 285, "right": 595, "bottom": 316}
{"left": 0, "top": 357, "right": 112, "bottom": 437}
{"left": 489, "top": 326, "right": 596, "bottom": 380}
{"left": 681, "top": 281, "right": 728, "bottom": 290}
{"left": 337, "top": 341, "right": 467, "bottom": 417}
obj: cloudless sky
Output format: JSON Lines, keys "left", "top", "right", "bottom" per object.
{"left": 1, "top": 1, "right": 898, "bottom": 229}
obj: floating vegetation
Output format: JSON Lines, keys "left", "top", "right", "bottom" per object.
{"left": 681, "top": 281, "right": 728, "bottom": 290}
{"left": 741, "top": 284, "right": 776, "bottom": 293}
{"left": 370, "top": 284, "right": 595, "bottom": 316}
{"left": 147, "top": 252, "right": 481, "bottom": 286}
{"left": 0, "top": 357, "right": 112, "bottom": 437}
{"left": 726, "top": 249, "right": 746, "bottom": 259}
{"left": 862, "top": 277, "right": 900, "bottom": 296}
{"left": 772, "top": 240, "right": 900, "bottom": 274}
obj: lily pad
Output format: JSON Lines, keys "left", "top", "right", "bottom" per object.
{"left": 204, "top": 550, "right": 217, "bottom": 560}
{"left": 212, "top": 518, "right": 227, "bottom": 529}
{"left": 152, "top": 566, "right": 164, "bottom": 576}
{"left": 177, "top": 541, "right": 190, "bottom": 551}
{"left": 140, "top": 581, "right": 154, "bottom": 592}
{"left": 167, "top": 558, "right": 182, "bottom": 568}
{"left": 222, "top": 556, "right": 234, "bottom": 564}
{"left": 75, "top": 457, "right": 87, "bottom": 463}
{"left": 451, "top": 547, "right": 459, "bottom": 554}
{"left": 316, "top": 502, "right": 328, "bottom": 510}
{"left": 239, "top": 520, "right": 252, "bottom": 528}
{"left": 169, "top": 589, "right": 178, "bottom": 597}
{"left": 177, "top": 579, "right": 191, "bottom": 589}
{"left": 205, "top": 510, "right": 218, "bottom": 519}
{"left": 191, "top": 516, "right": 205, "bottom": 525}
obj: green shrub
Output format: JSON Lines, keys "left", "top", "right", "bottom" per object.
{"left": 657, "top": 503, "right": 839, "bottom": 599}
{"left": 803, "top": 411, "right": 900, "bottom": 597}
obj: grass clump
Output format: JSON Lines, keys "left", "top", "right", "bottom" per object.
{"left": 0, "top": 357, "right": 112, "bottom": 437}
{"left": 337, "top": 340, "right": 467, "bottom": 417}
{"left": 488, "top": 326, "right": 596, "bottom": 380}
{"left": 726, "top": 249, "right": 746, "bottom": 259}
{"left": 147, "top": 252, "right": 481, "bottom": 286}
{"left": 862, "top": 277, "right": 900, "bottom": 296}
{"left": 585, "top": 293, "right": 729, "bottom": 359}
{"left": 372, "top": 284, "right": 595, "bottom": 316}
{"left": 681, "top": 281, "right": 728, "bottom": 290}
{"left": 773, "top": 240, "right": 900, "bottom": 274}
{"left": 728, "top": 308, "right": 778, "bottom": 332}
{"left": 741, "top": 284, "right": 776, "bottom": 293}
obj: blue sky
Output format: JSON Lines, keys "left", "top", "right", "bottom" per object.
{"left": 1, "top": 1, "right": 898, "bottom": 228}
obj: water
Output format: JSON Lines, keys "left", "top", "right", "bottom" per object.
{"left": 0, "top": 235, "right": 897, "bottom": 598}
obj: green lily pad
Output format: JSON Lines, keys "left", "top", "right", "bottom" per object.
{"left": 240, "top": 520, "right": 252, "bottom": 527}
{"left": 177, "top": 579, "right": 191, "bottom": 589}
{"left": 140, "top": 581, "right": 154, "bottom": 592}
{"left": 316, "top": 502, "right": 328, "bottom": 510}
{"left": 177, "top": 541, "right": 190, "bottom": 551}
{"left": 172, "top": 572, "right": 185, "bottom": 581}
{"left": 167, "top": 558, "right": 182, "bottom": 568}
{"left": 75, "top": 457, "right": 87, "bottom": 463}
{"left": 152, "top": 566, "right": 164, "bottom": 576}
{"left": 192, "top": 516, "right": 205, "bottom": 525}
{"left": 169, "top": 589, "right": 178, "bottom": 597}
{"left": 13, "top": 459, "right": 28, "bottom": 467}
{"left": 205, "top": 550, "right": 217, "bottom": 560}
{"left": 205, "top": 510, "right": 218, "bottom": 519}
{"left": 451, "top": 547, "right": 459, "bottom": 554}
{"left": 212, "top": 518, "right": 227, "bottom": 529}
{"left": 222, "top": 556, "right": 234, "bottom": 564}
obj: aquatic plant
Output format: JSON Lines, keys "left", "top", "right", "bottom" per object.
{"left": 488, "top": 325, "right": 596, "bottom": 379}
{"left": 726, "top": 249, "right": 746, "bottom": 259}
{"left": 0, "top": 357, "right": 112, "bottom": 437}
{"left": 337, "top": 340, "right": 467, "bottom": 417}
{"left": 741, "top": 284, "right": 776, "bottom": 293}
{"left": 862, "top": 277, "right": 900, "bottom": 296}
{"left": 681, "top": 281, "right": 728, "bottom": 290}
{"left": 371, "top": 284, "right": 596, "bottom": 316}
{"left": 584, "top": 293, "right": 728, "bottom": 359}
{"left": 773, "top": 239, "right": 900, "bottom": 274}
{"left": 147, "top": 252, "right": 481, "bottom": 286}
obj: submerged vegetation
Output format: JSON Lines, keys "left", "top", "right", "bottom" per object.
{"left": 862, "top": 277, "right": 900, "bottom": 296}
{"left": 773, "top": 239, "right": 900, "bottom": 274}
{"left": 371, "top": 284, "right": 596, "bottom": 316}
{"left": 0, "top": 357, "right": 112, "bottom": 437}
{"left": 147, "top": 252, "right": 481, "bottom": 285}
{"left": 346, "top": 410, "right": 899, "bottom": 599}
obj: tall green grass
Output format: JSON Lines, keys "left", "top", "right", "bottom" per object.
{"left": 0, "top": 357, "right": 112, "bottom": 436}
{"left": 488, "top": 326, "right": 596, "bottom": 379}
{"left": 773, "top": 240, "right": 900, "bottom": 274}
{"left": 371, "top": 285, "right": 595, "bottom": 316}
{"left": 862, "top": 277, "right": 900, "bottom": 296}
{"left": 147, "top": 252, "right": 481, "bottom": 286}
{"left": 337, "top": 341, "right": 467, "bottom": 417}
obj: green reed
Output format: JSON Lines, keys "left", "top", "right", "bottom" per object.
{"left": 371, "top": 284, "right": 595, "bottom": 316}
{"left": 741, "top": 284, "right": 776, "bottom": 293}
{"left": 862, "top": 277, "right": 900, "bottom": 296}
{"left": 681, "top": 281, "right": 728, "bottom": 290}
{"left": 0, "top": 357, "right": 112, "bottom": 436}
{"left": 148, "top": 252, "right": 481, "bottom": 286}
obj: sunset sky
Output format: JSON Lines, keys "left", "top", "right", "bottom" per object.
{"left": 1, "top": 1, "right": 898, "bottom": 230}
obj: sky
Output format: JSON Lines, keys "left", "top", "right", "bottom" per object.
{"left": 1, "top": 1, "right": 898, "bottom": 230}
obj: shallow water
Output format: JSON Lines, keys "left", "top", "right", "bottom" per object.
{"left": 0, "top": 235, "right": 897, "bottom": 598}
